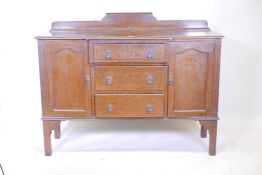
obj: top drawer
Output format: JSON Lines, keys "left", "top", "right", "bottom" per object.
{"left": 89, "top": 40, "right": 166, "bottom": 63}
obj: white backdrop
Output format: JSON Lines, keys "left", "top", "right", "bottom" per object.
{"left": 0, "top": 0, "right": 262, "bottom": 175}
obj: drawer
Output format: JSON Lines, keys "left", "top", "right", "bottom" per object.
{"left": 95, "top": 94, "right": 164, "bottom": 117}
{"left": 94, "top": 66, "right": 166, "bottom": 92}
{"left": 92, "top": 43, "right": 165, "bottom": 62}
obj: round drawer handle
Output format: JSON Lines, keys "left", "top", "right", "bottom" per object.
{"left": 107, "top": 104, "right": 113, "bottom": 112}
{"left": 147, "top": 104, "right": 153, "bottom": 113}
{"left": 146, "top": 75, "right": 153, "bottom": 85}
{"left": 104, "top": 50, "right": 112, "bottom": 60}
{"left": 106, "top": 76, "right": 113, "bottom": 86}
{"left": 147, "top": 51, "right": 154, "bottom": 60}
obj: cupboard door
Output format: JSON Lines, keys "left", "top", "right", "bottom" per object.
{"left": 39, "top": 40, "right": 91, "bottom": 117}
{"left": 168, "top": 41, "right": 215, "bottom": 117}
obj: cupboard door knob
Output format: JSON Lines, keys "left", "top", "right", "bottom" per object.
{"left": 147, "top": 51, "right": 154, "bottom": 60}
{"left": 107, "top": 104, "right": 113, "bottom": 112}
{"left": 168, "top": 75, "right": 174, "bottom": 86}
{"left": 106, "top": 76, "right": 113, "bottom": 86}
{"left": 147, "top": 104, "right": 153, "bottom": 112}
{"left": 104, "top": 50, "right": 112, "bottom": 60}
{"left": 146, "top": 75, "right": 153, "bottom": 85}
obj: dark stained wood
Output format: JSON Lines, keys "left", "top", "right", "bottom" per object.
{"left": 94, "top": 43, "right": 164, "bottom": 60}
{"left": 49, "top": 13, "right": 212, "bottom": 38}
{"left": 89, "top": 39, "right": 168, "bottom": 64}
{"left": 38, "top": 40, "right": 92, "bottom": 117}
{"left": 54, "top": 123, "right": 61, "bottom": 139}
{"left": 168, "top": 41, "right": 215, "bottom": 117}
{"left": 51, "top": 13, "right": 209, "bottom": 30}
{"left": 36, "top": 13, "right": 223, "bottom": 39}
{"left": 94, "top": 66, "right": 166, "bottom": 92}
{"left": 37, "top": 13, "right": 222, "bottom": 156}
{"left": 43, "top": 120, "right": 61, "bottom": 156}
{"left": 200, "top": 125, "right": 207, "bottom": 138}
{"left": 199, "top": 120, "right": 217, "bottom": 155}
{"left": 213, "top": 39, "right": 222, "bottom": 115}
{"left": 41, "top": 116, "right": 218, "bottom": 120}
{"left": 43, "top": 121, "right": 51, "bottom": 156}
{"left": 95, "top": 94, "right": 164, "bottom": 117}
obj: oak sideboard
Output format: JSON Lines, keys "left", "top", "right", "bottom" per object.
{"left": 36, "top": 13, "right": 223, "bottom": 156}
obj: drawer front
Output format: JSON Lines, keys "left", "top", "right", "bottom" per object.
{"left": 95, "top": 94, "right": 164, "bottom": 117}
{"left": 94, "top": 66, "right": 166, "bottom": 91}
{"left": 93, "top": 43, "right": 165, "bottom": 62}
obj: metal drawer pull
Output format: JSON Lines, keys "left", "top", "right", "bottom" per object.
{"left": 146, "top": 75, "right": 153, "bottom": 85}
{"left": 168, "top": 75, "right": 174, "bottom": 86}
{"left": 104, "top": 50, "right": 112, "bottom": 60}
{"left": 107, "top": 104, "right": 113, "bottom": 112}
{"left": 106, "top": 76, "right": 113, "bottom": 86}
{"left": 147, "top": 104, "right": 153, "bottom": 113}
{"left": 85, "top": 74, "right": 90, "bottom": 87}
{"left": 147, "top": 51, "right": 154, "bottom": 60}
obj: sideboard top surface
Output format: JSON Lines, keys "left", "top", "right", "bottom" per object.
{"left": 36, "top": 13, "right": 223, "bottom": 39}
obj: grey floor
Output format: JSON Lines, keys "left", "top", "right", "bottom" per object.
{"left": 0, "top": 116, "right": 261, "bottom": 175}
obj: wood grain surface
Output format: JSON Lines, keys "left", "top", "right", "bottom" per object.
{"left": 37, "top": 13, "right": 222, "bottom": 156}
